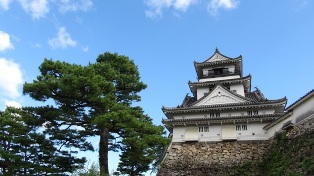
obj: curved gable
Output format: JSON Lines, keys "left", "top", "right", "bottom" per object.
{"left": 193, "top": 85, "right": 250, "bottom": 106}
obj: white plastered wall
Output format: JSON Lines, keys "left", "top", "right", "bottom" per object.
{"left": 173, "top": 108, "right": 276, "bottom": 120}
{"left": 230, "top": 84, "right": 245, "bottom": 96}
{"left": 267, "top": 94, "right": 314, "bottom": 138}
{"left": 172, "top": 123, "right": 269, "bottom": 142}
{"left": 200, "top": 75, "right": 240, "bottom": 82}
{"left": 197, "top": 87, "right": 209, "bottom": 100}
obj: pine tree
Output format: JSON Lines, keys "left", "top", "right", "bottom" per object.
{"left": 23, "top": 52, "right": 169, "bottom": 175}
{"left": 0, "top": 107, "right": 85, "bottom": 175}
{"left": 117, "top": 110, "right": 169, "bottom": 176}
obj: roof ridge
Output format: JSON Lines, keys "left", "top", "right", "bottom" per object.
{"left": 286, "top": 89, "right": 314, "bottom": 110}
{"left": 196, "top": 49, "right": 242, "bottom": 63}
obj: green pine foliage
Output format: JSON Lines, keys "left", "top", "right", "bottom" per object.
{"left": 117, "top": 111, "right": 170, "bottom": 175}
{"left": 0, "top": 107, "right": 85, "bottom": 175}
{"left": 22, "top": 52, "right": 169, "bottom": 175}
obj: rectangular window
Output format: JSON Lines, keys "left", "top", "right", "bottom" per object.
{"left": 253, "top": 110, "right": 258, "bottom": 115}
{"left": 199, "top": 126, "right": 209, "bottom": 132}
{"left": 242, "top": 125, "right": 247, "bottom": 130}
{"left": 236, "top": 124, "right": 248, "bottom": 131}
{"left": 210, "top": 112, "right": 220, "bottom": 117}
{"left": 208, "top": 70, "right": 214, "bottom": 76}
{"left": 223, "top": 68, "right": 229, "bottom": 74}
{"left": 247, "top": 111, "right": 252, "bottom": 116}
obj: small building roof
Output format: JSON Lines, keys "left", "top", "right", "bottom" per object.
{"left": 193, "top": 49, "right": 243, "bottom": 79}
{"left": 263, "top": 89, "right": 314, "bottom": 130}
{"left": 286, "top": 89, "right": 314, "bottom": 111}
{"left": 194, "top": 48, "right": 242, "bottom": 64}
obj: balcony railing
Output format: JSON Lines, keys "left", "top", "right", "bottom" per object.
{"left": 200, "top": 71, "right": 241, "bottom": 79}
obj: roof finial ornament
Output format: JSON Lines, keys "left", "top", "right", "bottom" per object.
{"left": 215, "top": 47, "right": 219, "bottom": 52}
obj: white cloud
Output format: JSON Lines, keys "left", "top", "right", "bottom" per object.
{"left": 0, "top": 31, "right": 14, "bottom": 52}
{"left": 81, "top": 45, "right": 89, "bottom": 52}
{"left": 5, "top": 100, "right": 22, "bottom": 108}
{"left": 33, "top": 43, "right": 42, "bottom": 48}
{"left": 57, "top": 0, "right": 93, "bottom": 13}
{"left": 174, "top": 0, "right": 196, "bottom": 11}
{"left": 207, "top": 0, "right": 239, "bottom": 15}
{"left": 0, "top": 0, "right": 12, "bottom": 10}
{"left": 19, "top": 0, "right": 49, "bottom": 19}
{"left": 145, "top": 0, "right": 197, "bottom": 18}
{"left": 48, "top": 27, "right": 77, "bottom": 49}
{"left": 145, "top": 0, "right": 239, "bottom": 18}
{"left": 145, "top": 0, "right": 173, "bottom": 18}
{"left": 0, "top": 58, "right": 23, "bottom": 99}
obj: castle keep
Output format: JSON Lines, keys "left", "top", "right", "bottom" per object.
{"left": 162, "top": 49, "right": 286, "bottom": 143}
{"left": 157, "top": 49, "right": 314, "bottom": 175}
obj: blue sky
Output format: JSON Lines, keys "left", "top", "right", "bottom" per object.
{"left": 1, "top": 0, "right": 314, "bottom": 174}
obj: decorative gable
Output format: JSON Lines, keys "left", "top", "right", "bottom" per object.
{"left": 193, "top": 85, "right": 249, "bottom": 106}
{"left": 206, "top": 52, "right": 230, "bottom": 62}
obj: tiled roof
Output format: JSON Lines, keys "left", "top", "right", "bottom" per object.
{"left": 181, "top": 94, "right": 196, "bottom": 108}
{"left": 264, "top": 88, "right": 314, "bottom": 130}
{"left": 188, "top": 75, "right": 251, "bottom": 87}
{"left": 194, "top": 59, "right": 241, "bottom": 67}
{"left": 246, "top": 88, "right": 267, "bottom": 102}
{"left": 194, "top": 48, "right": 242, "bottom": 64}
{"left": 162, "top": 114, "right": 284, "bottom": 131}
{"left": 163, "top": 98, "right": 287, "bottom": 113}
{"left": 286, "top": 89, "right": 314, "bottom": 110}
{"left": 177, "top": 84, "right": 286, "bottom": 111}
{"left": 263, "top": 112, "right": 293, "bottom": 130}
{"left": 163, "top": 113, "right": 284, "bottom": 123}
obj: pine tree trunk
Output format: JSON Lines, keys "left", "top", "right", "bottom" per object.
{"left": 99, "top": 128, "right": 109, "bottom": 175}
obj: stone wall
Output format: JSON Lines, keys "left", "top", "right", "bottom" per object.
{"left": 157, "top": 140, "right": 269, "bottom": 176}
{"left": 157, "top": 115, "right": 314, "bottom": 176}
{"left": 286, "top": 114, "right": 314, "bottom": 138}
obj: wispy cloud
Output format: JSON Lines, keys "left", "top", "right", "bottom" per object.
{"left": 295, "top": 0, "right": 308, "bottom": 13}
{"left": 5, "top": 100, "right": 22, "bottom": 108}
{"left": 33, "top": 43, "right": 42, "bottom": 48}
{"left": 145, "top": 0, "right": 239, "bottom": 18}
{"left": 145, "top": 0, "right": 172, "bottom": 18}
{"left": 81, "top": 45, "right": 89, "bottom": 52}
{"left": 174, "top": 0, "right": 196, "bottom": 11}
{"left": 0, "top": 58, "right": 23, "bottom": 99}
{"left": 0, "top": 0, "right": 12, "bottom": 10}
{"left": 145, "top": 0, "right": 197, "bottom": 18}
{"left": 0, "top": 31, "right": 14, "bottom": 52}
{"left": 207, "top": 0, "right": 239, "bottom": 15}
{"left": 48, "top": 27, "right": 77, "bottom": 49}
{"left": 57, "top": 0, "right": 93, "bottom": 13}
{"left": 19, "top": 0, "right": 49, "bottom": 19}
